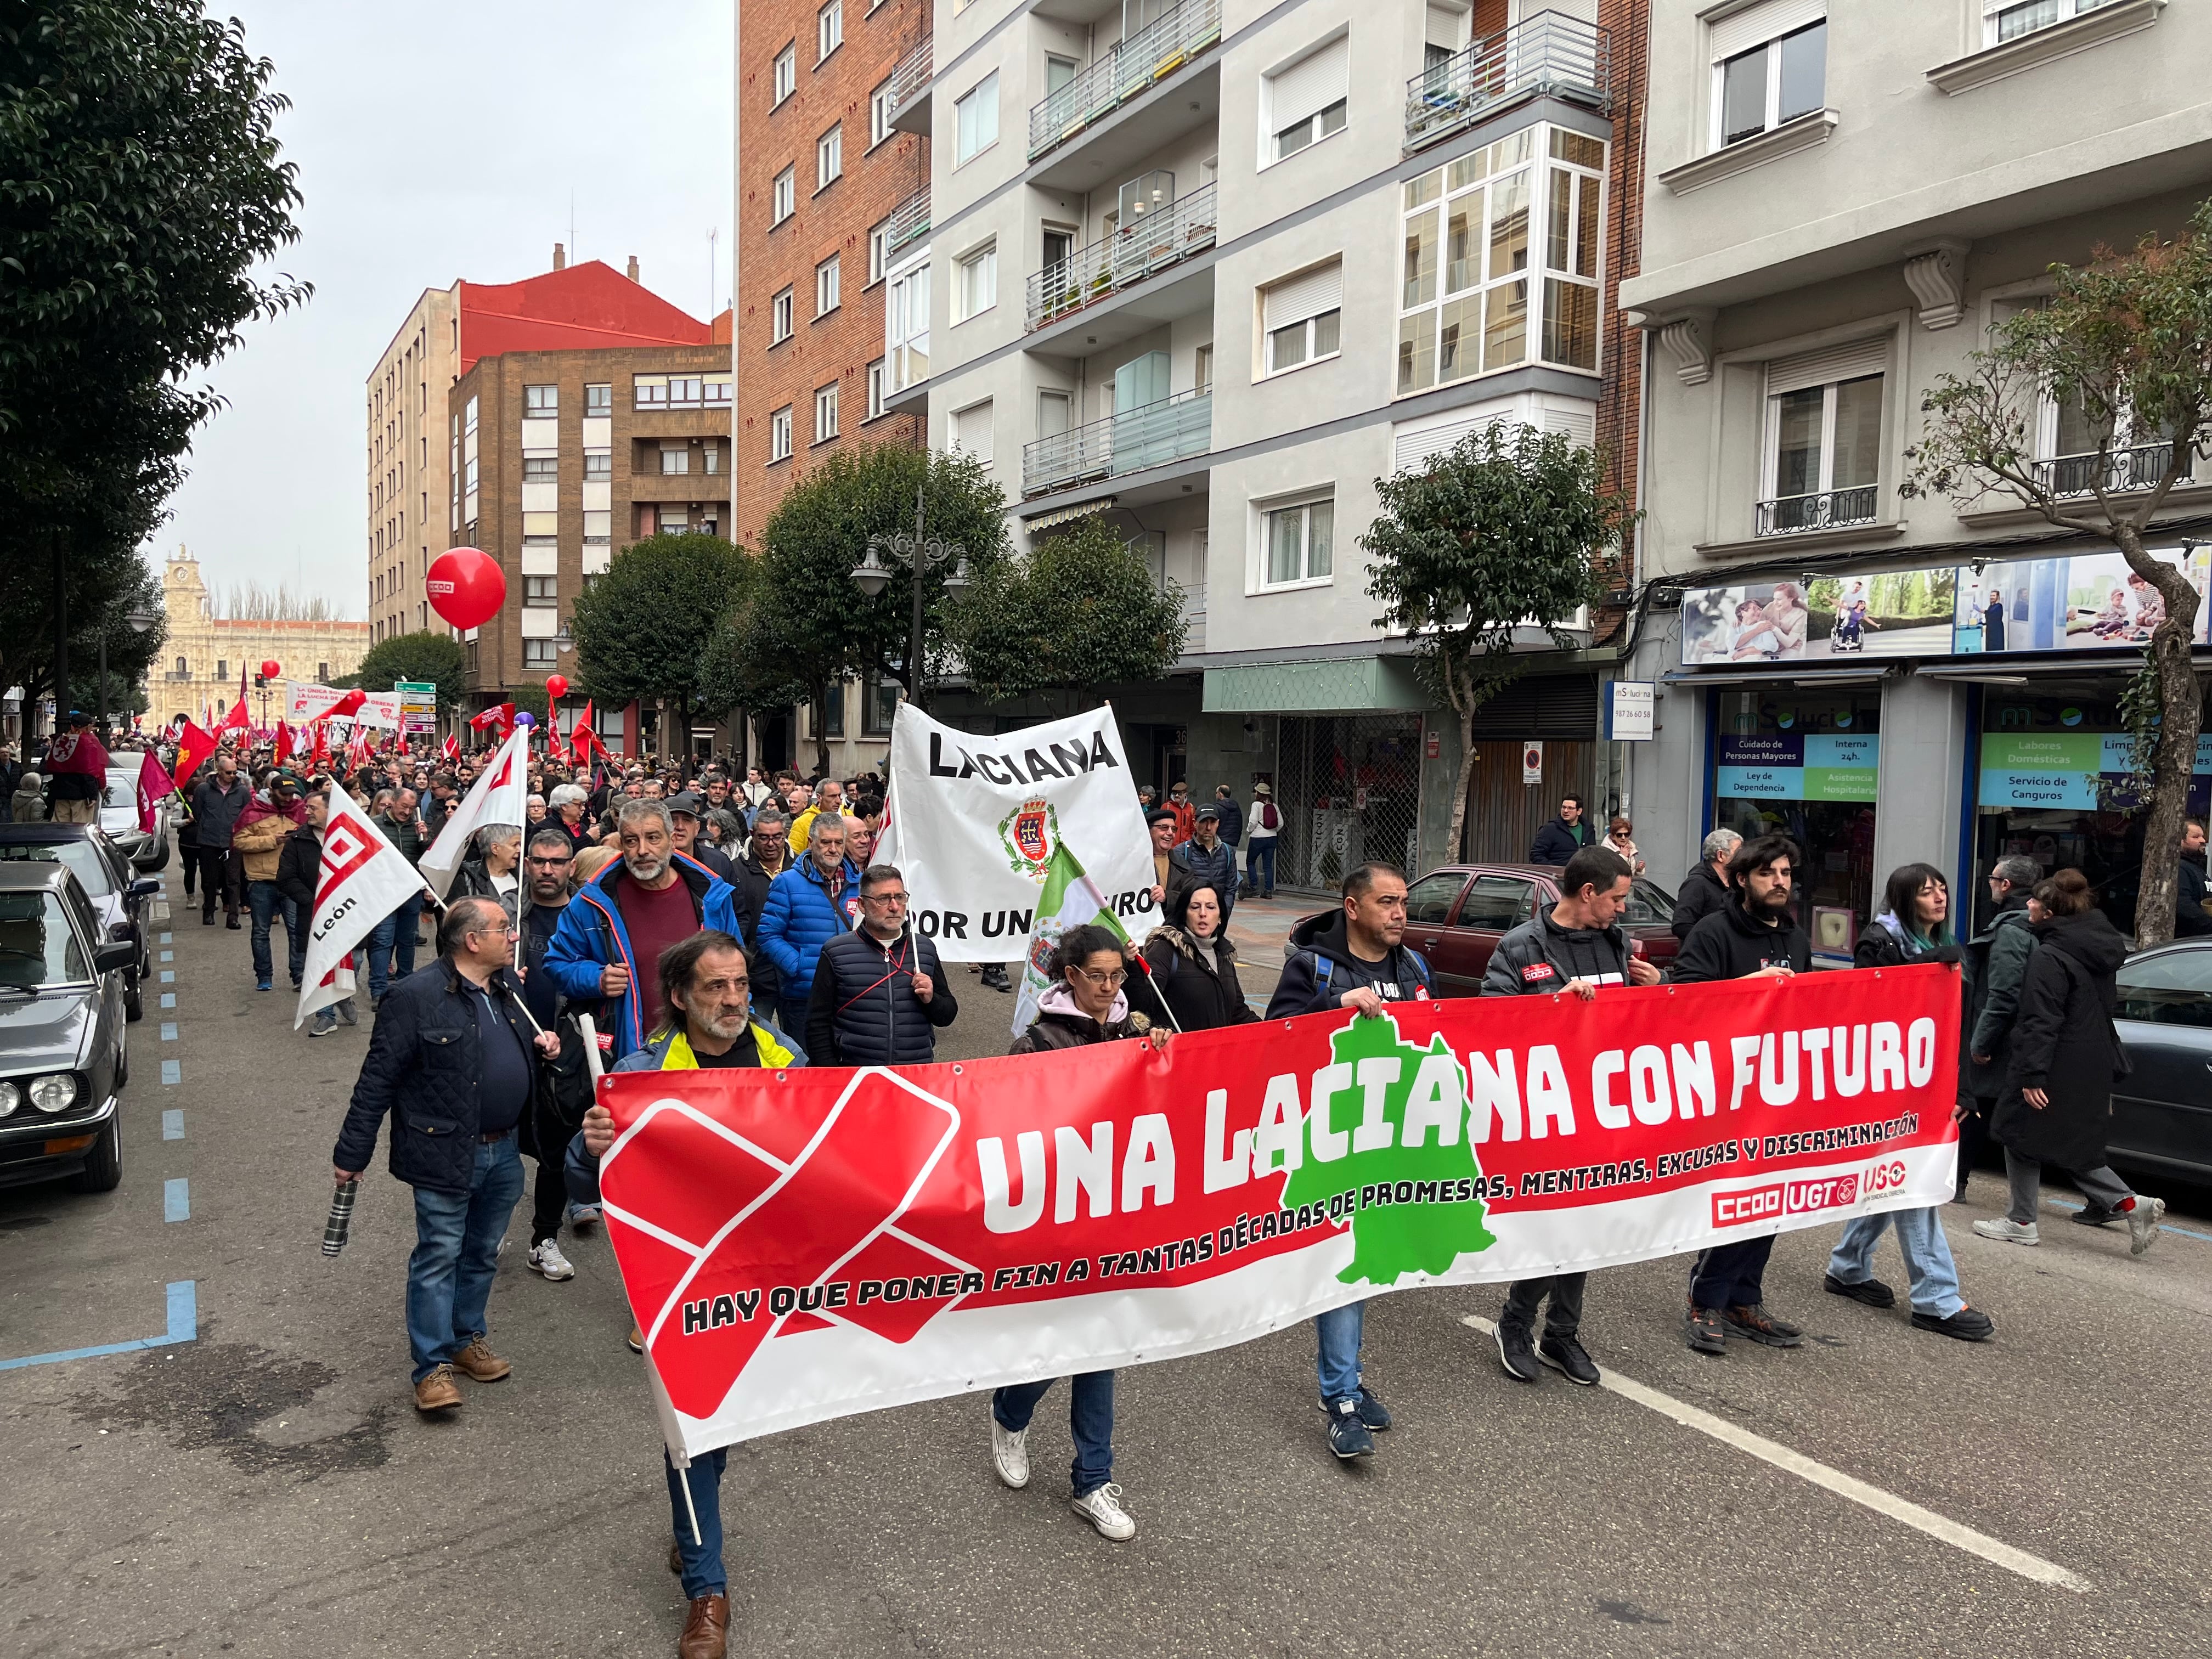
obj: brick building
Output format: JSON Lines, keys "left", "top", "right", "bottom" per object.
{"left": 734, "top": 0, "right": 932, "bottom": 545}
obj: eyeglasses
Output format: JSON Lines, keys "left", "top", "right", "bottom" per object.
{"left": 472, "top": 922, "right": 514, "bottom": 939}
{"left": 1071, "top": 964, "right": 1126, "bottom": 987}
{"left": 862, "top": 891, "right": 909, "bottom": 906}
{"left": 526, "top": 856, "right": 571, "bottom": 870}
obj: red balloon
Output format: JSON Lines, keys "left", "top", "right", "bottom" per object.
{"left": 259, "top": 659, "right": 281, "bottom": 679}
{"left": 544, "top": 674, "right": 569, "bottom": 702}
{"left": 425, "top": 547, "right": 507, "bottom": 631}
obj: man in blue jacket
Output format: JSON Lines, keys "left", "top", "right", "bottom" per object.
{"left": 544, "top": 799, "right": 740, "bottom": 1061}
{"left": 757, "top": 811, "right": 861, "bottom": 1037}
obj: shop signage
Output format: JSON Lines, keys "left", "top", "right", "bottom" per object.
{"left": 1979, "top": 732, "right": 2212, "bottom": 812}
{"left": 1956, "top": 546, "right": 2212, "bottom": 655}
{"left": 1606, "top": 681, "right": 1656, "bottom": 741}
{"left": 1716, "top": 732, "right": 1880, "bottom": 802}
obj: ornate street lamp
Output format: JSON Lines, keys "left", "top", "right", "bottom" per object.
{"left": 852, "top": 483, "right": 968, "bottom": 712}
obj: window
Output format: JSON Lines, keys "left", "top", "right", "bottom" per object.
{"left": 668, "top": 376, "right": 704, "bottom": 408}
{"left": 2117, "top": 949, "right": 2212, "bottom": 1028}
{"left": 815, "top": 381, "right": 840, "bottom": 443}
{"left": 1986, "top": 0, "right": 2113, "bottom": 44}
{"left": 523, "top": 455, "right": 557, "bottom": 481}
{"left": 886, "top": 262, "right": 930, "bottom": 391}
{"left": 816, "top": 255, "right": 841, "bottom": 317}
{"left": 174, "top": 656, "right": 187, "bottom": 676}
{"left": 704, "top": 375, "right": 732, "bottom": 406}
{"left": 661, "top": 443, "right": 691, "bottom": 475}
{"left": 1194, "top": 344, "right": 1214, "bottom": 392}
{"left": 1455, "top": 874, "right": 1537, "bottom": 931}
{"left": 524, "top": 575, "right": 558, "bottom": 606}
{"left": 1714, "top": 10, "right": 1826, "bottom": 148}
{"left": 1761, "top": 342, "right": 1886, "bottom": 534}
{"left": 817, "top": 0, "right": 842, "bottom": 60}
{"left": 866, "top": 358, "right": 887, "bottom": 420}
{"left": 951, "top": 399, "right": 993, "bottom": 465}
{"left": 1260, "top": 261, "right": 1342, "bottom": 374}
{"left": 1403, "top": 871, "right": 1468, "bottom": 924}
{"left": 585, "top": 382, "right": 612, "bottom": 417}
{"left": 955, "top": 72, "right": 998, "bottom": 163}
{"left": 216, "top": 660, "right": 228, "bottom": 683}
{"left": 1262, "top": 496, "right": 1334, "bottom": 586}
{"left": 702, "top": 443, "right": 723, "bottom": 475}
{"left": 634, "top": 374, "right": 669, "bottom": 408}
{"left": 584, "top": 448, "right": 611, "bottom": 481}
{"left": 774, "top": 42, "right": 796, "bottom": 103}
{"left": 817, "top": 123, "right": 843, "bottom": 189}
{"left": 1397, "top": 125, "right": 1601, "bottom": 392}
{"left": 866, "top": 678, "right": 900, "bottom": 734}
{"left": 772, "top": 287, "right": 794, "bottom": 342}
{"left": 1045, "top": 54, "right": 1077, "bottom": 97}
{"left": 772, "top": 167, "right": 796, "bottom": 224}
{"left": 524, "top": 639, "right": 558, "bottom": 668}
{"left": 868, "top": 219, "right": 890, "bottom": 285}
{"left": 871, "top": 80, "right": 894, "bottom": 147}
{"left": 524, "top": 384, "right": 557, "bottom": 416}
{"left": 1266, "top": 36, "right": 1348, "bottom": 163}
{"left": 770, "top": 405, "right": 794, "bottom": 462}
{"left": 817, "top": 685, "right": 847, "bottom": 739}
{"left": 955, "top": 243, "right": 996, "bottom": 321}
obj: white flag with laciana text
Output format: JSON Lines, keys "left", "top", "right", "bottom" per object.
{"left": 295, "top": 781, "right": 427, "bottom": 1028}
{"left": 873, "top": 702, "right": 1157, "bottom": 964}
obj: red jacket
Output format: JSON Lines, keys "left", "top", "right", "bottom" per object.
{"left": 1165, "top": 797, "right": 1195, "bottom": 846}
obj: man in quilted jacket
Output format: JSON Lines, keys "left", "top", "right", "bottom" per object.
{"left": 757, "top": 812, "right": 861, "bottom": 1038}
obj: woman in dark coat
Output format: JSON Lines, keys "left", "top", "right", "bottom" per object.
{"left": 1972, "top": 870, "right": 2166, "bottom": 1256}
{"left": 1128, "top": 882, "right": 1259, "bottom": 1032}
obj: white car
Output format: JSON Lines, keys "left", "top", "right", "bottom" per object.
{"left": 97, "top": 765, "right": 171, "bottom": 873}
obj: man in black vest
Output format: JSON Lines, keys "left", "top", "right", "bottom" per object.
{"left": 807, "top": 863, "right": 959, "bottom": 1065}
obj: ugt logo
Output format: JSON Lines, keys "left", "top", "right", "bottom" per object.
{"left": 997, "top": 796, "right": 1059, "bottom": 879}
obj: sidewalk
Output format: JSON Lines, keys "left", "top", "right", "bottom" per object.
{"left": 1223, "top": 891, "right": 1320, "bottom": 967}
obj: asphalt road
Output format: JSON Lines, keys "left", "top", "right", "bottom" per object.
{"left": 3, "top": 872, "right": 2209, "bottom": 1658}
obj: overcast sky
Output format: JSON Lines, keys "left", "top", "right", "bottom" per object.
{"left": 153, "top": 1, "right": 734, "bottom": 618}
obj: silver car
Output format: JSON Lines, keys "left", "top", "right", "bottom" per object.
{"left": 98, "top": 764, "right": 171, "bottom": 872}
{"left": 2112, "top": 940, "right": 2212, "bottom": 1182}
{"left": 0, "top": 861, "right": 134, "bottom": 1192}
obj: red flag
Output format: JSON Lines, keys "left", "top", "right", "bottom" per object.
{"left": 173, "top": 719, "right": 221, "bottom": 786}
{"left": 273, "top": 720, "right": 293, "bottom": 766}
{"left": 439, "top": 733, "right": 460, "bottom": 763}
{"left": 309, "top": 721, "right": 330, "bottom": 771}
{"left": 218, "top": 697, "right": 251, "bottom": 735}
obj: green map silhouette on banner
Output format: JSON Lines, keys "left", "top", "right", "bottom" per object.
{"left": 1280, "top": 1013, "right": 1496, "bottom": 1286}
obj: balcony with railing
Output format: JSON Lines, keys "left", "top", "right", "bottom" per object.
{"left": 886, "top": 39, "right": 932, "bottom": 134}
{"left": 1028, "top": 0, "right": 1222, "bottom": 161}
{"left": 1025, "top": 183, "right": 1217, "bottom": 332}
{"left": 1177, "top": 581, "right": 1206, "bottom": 654}
{"left": 885, "top": 186, "right": 930, "bottom": 255}
{"left": 1023, "top": 390, "right": 1211, "bottom": 498}
{"left": 1404, "top": 12, "right": 1611, "bottom": 152}
{"left": 2033, "top": 441, "right": 2191, "bottom": 500}
{"left": 1754, "top": 486, "right": 1880, "bottom": 537}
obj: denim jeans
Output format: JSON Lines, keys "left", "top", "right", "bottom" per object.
{"left": 1689, "top": 1236, "right": 1774, "bottom": 1311}
{"left": 665, "top": 1448, "right": 729, "bottom": 1599}
{"left": 1827, "top": 1208, "right": 1962, "bottom": 1318}
{"left": 1314, "top": 1299, "right": 1367, "bottom": 1402}
{"left": 247, "top": 879, "right": 299, "bottom": 985}
{"left": 993, "top": 1371, "right": 1115, "bottom": 1497}
{"left": 365, "top": 891, "right": 424, "bottom": 998}
{"left": 405, "top": 1131, "right": 524, "bottom": 1383}
{"left": 1501, "top": 1272, "right": 1588, "bottom": 1340}
{"left": 1245, "top": 839, "right": 1277, "bottom": 895}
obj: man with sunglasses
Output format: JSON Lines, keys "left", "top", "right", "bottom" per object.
{"left": 334, "top": 894, "right": 561, "bottom": 1414}
{"left": 806, "top": 863, "right": 958, "bottom": 1066}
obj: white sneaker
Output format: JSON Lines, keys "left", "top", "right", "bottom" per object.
{"left": 1971, "top": 1217, "right": 2039, "bottom": 1246}
{"left": 990, "top": 1421, "right": 1029, "bottom": 1489}
{"left": 1071, "top": 1482, "right": 1136, "bottom": 1541}
{"left": 2127, "top": 1195, "right": 2167, "bottom": 1257}
{"left": 529, "top": 1239, "right": 575, "bottom": 1280}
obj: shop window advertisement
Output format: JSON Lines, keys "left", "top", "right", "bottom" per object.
{"left": 1680, "top": 570, "right": 1957, "bottom": 665}
{"left": 1954, "top": 545, "right": 2212, "bottom": 654}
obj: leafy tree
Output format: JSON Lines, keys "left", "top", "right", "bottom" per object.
{"left": 569, "top": 534, "right": 747, "bottom": 780}
{"left": 1362, "top": 424, "right": 1630, "bottom": 861}
{"left": 953, "top": 518, "right": 1188, "bottom": 708}
{"left": 697, "top": 591, "right": 815, "bottom": 763}
{"left": 1, "top": 2, "right": 307, "bottom": 709}
{"left": 1905, "top": 202, "right": 2212, "bottom": 944}
{"left": 344, "top": 630, "right": 467, "bottom": 714}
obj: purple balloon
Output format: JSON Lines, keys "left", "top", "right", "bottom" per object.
{"left": 514, "top": 712, "right": 536, "bottom": 727}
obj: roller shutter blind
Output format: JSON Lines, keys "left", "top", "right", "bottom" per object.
{"left": 1710, "top": 0, "right": 1825, "bottom": 62}
{"left": 1268, "top": 36, "right": 1348, "bottom": 132}
{"left": 1261, "top": 261, "right": 1342, "bottom": 332}
{"left": 1765, "top": 336, "right": 1887, "bottom": 396}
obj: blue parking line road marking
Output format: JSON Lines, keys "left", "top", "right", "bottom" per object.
{"left": 160, "top": 1060, "right": 181, "bottom": 1086}
{"left": 159, "top": 932, "right": 172, "bottom": 944}
{"left": 161, "top": 1023, "right": 178, "bottom": 1041}
{"left": 164, "top": 1179, "right": 189, "bottom": 1222}
{"left": 2045, "top": 1195, "right": 2212, "bottom": 1244}
{"left": 159, "top": 993, "right": 176, "bottom": 1009}
{"left": 159, "top": 950, "right": 173, "bottom": 963}
{"left": 159, "top": 970, "right": 174, "bottom": 983}
{"left": 162, "top": 1109, "right": 184, "bottom": 1140}
{"left": 0, "top": 1282, "right": 198, "bottom": 1372}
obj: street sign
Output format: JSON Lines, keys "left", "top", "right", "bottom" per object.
{"left": 1606, "top": 680, "right": 1656, "bottom": 741}
{"left": 1522, "top": 741, "right": 1543, "bottom": 783}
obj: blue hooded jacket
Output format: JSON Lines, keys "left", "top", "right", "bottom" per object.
{"left": 543, "top": 850, "right": 741, "bottom": 1058}
{"left": 757, "top": 854, "right": 861, "bottom": 1000}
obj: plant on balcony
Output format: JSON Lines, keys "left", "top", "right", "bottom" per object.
{"left": 1362, "top": 422, "right": 1629, "bottom": 863}
{"left": 951, "top": 517, "right": 1187, "bottom": 708}
{"left": 1906, "top": 200, "right": 2212, "bottom": 945}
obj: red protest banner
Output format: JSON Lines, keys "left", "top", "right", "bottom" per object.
{"left": 598, "top": 966, "right": 1960, "bottom": 1458}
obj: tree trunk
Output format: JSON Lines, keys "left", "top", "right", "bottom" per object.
{"left": 2113, "top": 523, "right": 2204, "bottom": 946}
{"left": 1440, "top": 645, "right": 1475, "bottom": 866}
{"left": 675, "top": 690, "right": 691, "bottom": 787}
{"left": 811, "top": 680, "right": 832, "bottom": 778}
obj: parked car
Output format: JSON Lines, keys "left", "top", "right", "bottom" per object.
{"left": 0, "top": 824, "right": 159, "bottom": 1022}
{"left": 2109, "top": 938, "right": 2212, "bottom": 1182}
{"left": 0, "top": 861, "right": 133, "bottom": 1191}
{"left": 1291, "top": 864, "right": 1681, "bottom": 997}
{"left": 98, "top": 763, "right": 170, "bottom": 872}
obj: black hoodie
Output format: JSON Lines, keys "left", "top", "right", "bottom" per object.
{"left": 1671, "top": 892, "right": 1810, "bottom": 982}
{"left": 1266, "top": 911, "right": 1432, "bottom": 1019}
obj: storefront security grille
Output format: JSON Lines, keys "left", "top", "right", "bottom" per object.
{"left": 1274, "top": 714, "right": 1427, "bottom": 890}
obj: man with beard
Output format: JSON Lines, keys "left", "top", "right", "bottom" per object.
{"left": 1669, "top": 833, "right": 1810, "bottom": 1356}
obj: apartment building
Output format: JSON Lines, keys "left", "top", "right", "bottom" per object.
{"left": 1620, "top": 0, "right": 2212, "bottom": 960}
{"left": 882, "top": 0, "right": 1647, "bottom": 879}
{"left": 444, "top": 264, "right": 730, "bottom": 754}
{"left": 366, "top": 288, "right": 459, "bottom": 645}
{"left": 734, "top": 0, "right": 932, "bottom": 546}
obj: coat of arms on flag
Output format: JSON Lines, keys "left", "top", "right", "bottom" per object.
{"left": 997, "top": 797, "right": 1059, "bottom": 878}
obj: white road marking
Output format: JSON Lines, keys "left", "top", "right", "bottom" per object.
{"left": 1458, "top": 1314, "right": 2090, "bottom": 1593}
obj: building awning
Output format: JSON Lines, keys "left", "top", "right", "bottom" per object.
{"left": 1203, "top": 656, "right": 1431, "bottom": 713}
{"left": 1023, "top": 497, "right": 1116, "bottom": 529}
{"left": 1660, "top": 664, "right": 1897, "bottom": 690}
{"left": 1909, "top": 652, "right": 2193, "bottom": 684}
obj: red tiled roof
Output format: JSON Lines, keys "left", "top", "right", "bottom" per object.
{"left": 458, "top": 262, "right": 712, "bottom": 372}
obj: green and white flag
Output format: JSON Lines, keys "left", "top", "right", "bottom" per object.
{"left": 1012, "top": 842, "right": 1130, "bottom": 1037}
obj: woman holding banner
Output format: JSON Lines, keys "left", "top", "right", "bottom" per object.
{"left": 994, "top": 924, "right": 1163, "bottom": 1540}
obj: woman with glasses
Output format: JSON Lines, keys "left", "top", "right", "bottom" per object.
{"left": 994, "top": 923, "right": 1164, "bottom": 1542}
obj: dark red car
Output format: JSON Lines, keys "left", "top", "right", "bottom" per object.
{"left": 1297, "top": 864, "right": 1681, "bottom": 998}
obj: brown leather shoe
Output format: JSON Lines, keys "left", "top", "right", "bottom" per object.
{"left": 414, "top": 1364, "right": 462, "bottom": 1412}
{"left": 678, "top": 1593, "right": 727, "bottom": 1659}
{"left": 451, "top": 1339, "right": 512, "bottom": 1381}
{"left": 628, "top": 1321, "right": 645, "bottom": 1355}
